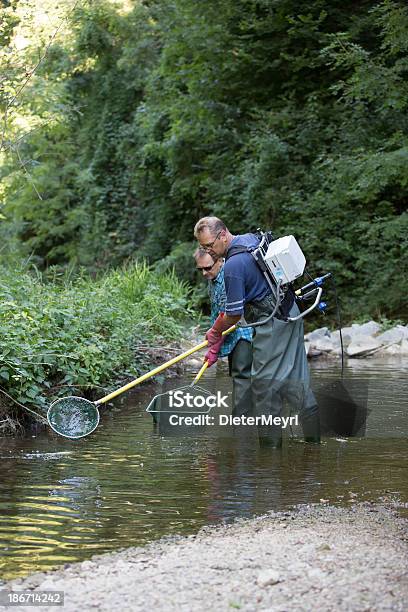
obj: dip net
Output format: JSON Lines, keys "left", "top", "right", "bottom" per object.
{"left": 47, "top": 396, "right": 100, "bottom": 439}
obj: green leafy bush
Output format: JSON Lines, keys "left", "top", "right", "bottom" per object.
{"left": 0, "top": 261, "right": 192, "bottom": 412}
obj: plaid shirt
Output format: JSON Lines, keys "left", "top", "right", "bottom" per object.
{"left": 208, "top": 264, "right": 253, "bottom": 358}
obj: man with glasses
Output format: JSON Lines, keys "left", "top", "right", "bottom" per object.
{"left": 194, "top": 247, "right": 253, "bottom": 417}
{"left": 194, "top": 216, "right": 320, "bottom": 447}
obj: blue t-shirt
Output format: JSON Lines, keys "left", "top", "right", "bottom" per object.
{"left": 208, "top": 264, "right": 253, "bottom": 357}
{"left": 224, "top": 233, "right": 270, "bottom": 315}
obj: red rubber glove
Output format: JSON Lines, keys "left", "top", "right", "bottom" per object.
{"left": 205, "top": 313, "right": 230, "bottom": 346}
{"left": 204, "top": 336, "right": 224, "bottom": 367}
{"left": 205, "top": 326, "right": 222, "bottom": 346}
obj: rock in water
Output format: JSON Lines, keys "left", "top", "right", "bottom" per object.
{"left": 356, "top": 321, "right": 381, "bottom": 336}
{"left": 377, "top": 327, "right": 405, "bottom": 344}
{"left": 346, "top": 336, "right": 382, "bottom": 357}
{"left": 305, "top": 327, "right": 330, "bottom": 342}
{"left": 400, "top": 339, "right": 408, "bottom": 355}
{"left": 314, "top": 336, "right": 341, "bottom": 353}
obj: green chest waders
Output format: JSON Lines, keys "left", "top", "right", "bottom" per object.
{"left": 227, "top": 339, "right": 253, "bottom": 418}
{"left": 244, "top": 295, "right": 320, "bottom": 446}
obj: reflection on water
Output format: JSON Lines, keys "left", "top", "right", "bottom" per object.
{"left": 0, "top": 357, "right": 407, "bottom": 580}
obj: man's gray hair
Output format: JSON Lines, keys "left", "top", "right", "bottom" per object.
{"left": 193, "top": 247, "right": 210, "bottom": 261}
{"left": 194, "top": 216, "right": 227, "bottom": 238}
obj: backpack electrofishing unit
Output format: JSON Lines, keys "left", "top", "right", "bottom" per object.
{"left": 228, "top": 229, "right": 333, "bottom": 328}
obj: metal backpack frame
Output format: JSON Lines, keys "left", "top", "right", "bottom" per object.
{"left": 226, "top": 229, "right": 330, "bottom": 328}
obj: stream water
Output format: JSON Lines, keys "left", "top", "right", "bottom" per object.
{"left": 0, "top": 357, "right": 407, "bottom": 580}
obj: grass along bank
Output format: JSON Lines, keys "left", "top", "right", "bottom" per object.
{"left": 0, "top": 261, "right": 192, "bottom": 434}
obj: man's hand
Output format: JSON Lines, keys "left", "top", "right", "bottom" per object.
{"left": 205, "top": 313, "right": 241, "bottom": 347}
{"left": 204, "top": 336, "right": 224, "bottom": 367}
{"left": 205, "top": 319, "right": 224, "bottom": 367}
{"left": 205, "top": 327, "right": 222, "bottom": 345}
{"left": 204, "top": 312, "right": 241, "bottom": 368}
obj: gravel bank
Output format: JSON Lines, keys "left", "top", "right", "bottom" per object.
{"left": 3, "top": 504, "right": 408, "bottom": 612}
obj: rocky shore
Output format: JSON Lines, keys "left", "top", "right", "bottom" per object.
{"left": 3, "top": 504, "right": 407, "bottom": 612}
{"left": 305, "top": 321, "right": 408, "bottom": 358}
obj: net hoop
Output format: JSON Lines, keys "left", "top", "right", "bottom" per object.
{"left": 47, "top": 396, "right": 100, "bottom": 439}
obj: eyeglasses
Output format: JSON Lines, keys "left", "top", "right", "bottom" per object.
{"left": 196, "top": 262, "right": 216, "bottom": 272}
{"left": 201, "top": 230, "right": 222, "bottom": 251}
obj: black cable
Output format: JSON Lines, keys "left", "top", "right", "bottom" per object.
{"left": 330, "top": 276, "right": 344, "bottom": 378}
{"left": 297, "top": 270, "right": 344, "bottom": 377}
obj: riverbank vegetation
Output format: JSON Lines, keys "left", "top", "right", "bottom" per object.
{"left": 0, "top": 261, "right": 190, "bottom": 432}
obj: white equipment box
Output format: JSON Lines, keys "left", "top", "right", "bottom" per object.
{"left": 264, "top": 235, "right": 306, "bottom": 285}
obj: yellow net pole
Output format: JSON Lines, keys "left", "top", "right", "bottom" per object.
{"left": 191, "top": 360, "right": 209, "bottom": 385}
{"left": 95, "top": 325, "right": 236, "bottom": 406}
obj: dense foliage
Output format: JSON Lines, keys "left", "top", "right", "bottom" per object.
{"left": 0, "top": 261, "right": 190, "bottom": 411}
{"left": 1, "top": 0, "right": 407, "bottom": 319}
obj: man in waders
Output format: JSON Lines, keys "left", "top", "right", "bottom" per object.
{"left": 194, "top": 216, "right": 320, "bottom": 447}
{"left": 194, "top": 247, "right": 253, "bottom": 417}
